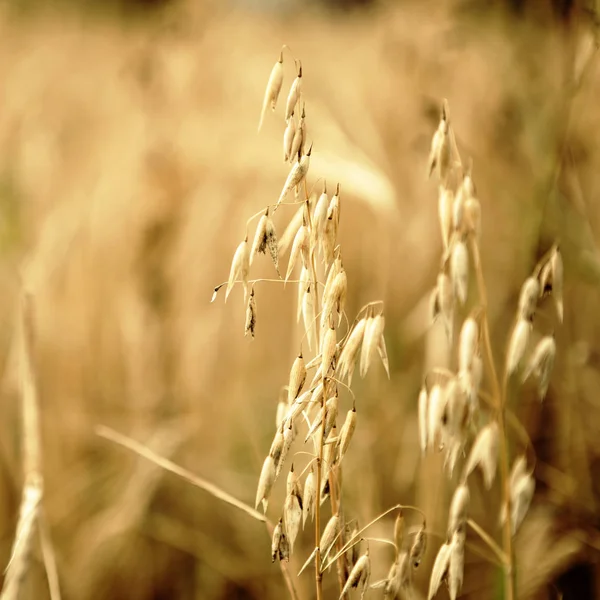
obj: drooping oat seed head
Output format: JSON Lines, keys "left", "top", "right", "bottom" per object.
{"left": 276, "top": 144, "right": 312, "bottom": 210}
{"left": 448, "top": 527, "right": 465, "bottom": 600}
{"left": 465, "top": 421, "right": 499, "bottom": 489}
{"left": 459, "top": 317, "right": 479, "bottom": 372}
{"left": 437, "top": 271, "right": 454, "bottom": 343}
{"left": 320, "top": 513, "right": 340, "bottom": 559}
{"left": 283, "top": 113, "right": 296, "bottom": 162}
{"left": 522, "top": 334, "right": 556, "bottom": 400}
{"left": 509, "top": 470, "right": 535, "bottom": 535}
{"left": 297, "top": 265, "right": 309, "bottom": 322}
{"left": 303, "top": 467, "right": 316, "bottom": 527}
{"left": 284, "top": 473, "right": 303, "bottom": 549}
{"left": 312, "top": 182, "right": 328, "bottom": 249}
{"left": 321, "top": 324, "right": 337, "bottom": 378}
{"left": 340, "top": 550, "right": 371, "bottom": 600}
{"left": 323, "top": 393, "right": 339, "bottom": 440}
{"left": 285, "top": 223, "right": 309, "bottom": 283}
{"left": 428, "top": 541, "right": 451, "bottom": 600}
{"left": 427, "top": 384, "right": 447, "bottom": 452}
{"left": 290, "top": 104, "right": 306, "bottom": 161}
{"left": 276, "top": 398, "right": 287, "bottom": 428}
{"left": 285, "top": 61, "right": 303, "bottom": 121}
{"left": 506, "top": 318, "right": 532, "bottom": 375}
{"left": 271, "top": 518, "right": 283, "bottom": 562}
{"left": 518, "top": 276, "right": 540, "bottom": 321}
{"left": 338, "top": 318, "right": 366, "bottom": 385}
{"left": 540, "top": 245, "right": 563, "bottom": 322}
{"left": 338, "top": 405, "right": 357, "bottom": 462}
{"left": 360, "top": 313, "right": 385, "bottom": 378}
{"left": 245, "top": 286, "right": 257, "bottom": 338}
{"left": 276, "top": 420, "right": 294, "bottom": 477}
{"left": 269, "top": 424, "right": 284, "bottom": 464}
{"left": 447, "top": 484, "right": 469, "bottom": 538}
{"left": 445, "top": 377, "right": 468, "bottom": 441}
{"left": 464, "top": 196, "right": 481, "bottom": 239}
{"left": 255, "top": 454, "right": 276, "bottom": 511}
{"left": 226, "top": 237, "right": 250, "bottom": 302}
{"left": 288, "top": 352, "right": 307, "bottom": 404}
{"left": 450, "top": 239, "right": 469, "bottom": 305}
{"left": 278, "top": 532, "right": 291, "bottom": 562}
{"left": 409, "top": 522, "right": 427, "bottom": 568}
{"left": 258, "top": 51, "right": 284, "bottom": 132}
{"left": 428, "top": 110, "right": 451, "bottom": 182}
{"left": 302, "top": 282, "right": 317, "bottom": 351}
{"left": 250, "top": 211, "right": 268, "bottom": 265}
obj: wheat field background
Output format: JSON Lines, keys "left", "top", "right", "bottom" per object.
{"left": 0, "top": 0, "right": 598, "bottom": 598}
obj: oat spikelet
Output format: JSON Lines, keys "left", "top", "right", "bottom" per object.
{"left": 302, "top": 283, "right": 316, "bottom": 351}
{"left": 428, "top": 107, "right": 451, "bottom": 182}
{"left": 540, "top": 245, "right": 563, "bottom": 322}
{"left": 321, "top": 324, "right": 337, "bottom": 377}
{"left": 276, "top": 144, "right": 312, "bottom": 209}
{"left": 509, "top": 470, "right": 535, "bottom": 535}
{"left": 288, "top": 352, "right": 307, "bottom": 404}
{"left": 290, "top": 104, "right": 306, "bottom": 161}
{"left": 465, "top": 422, "right": 499, "bottom": 489}
{"left": 450, "top": 239, "right": 469, "bottom": 305}
{"left": 438, "top": 272, "right": 454, "bottom": 343}
{"left": 337, "top": 405, "right": 357, "bottom": 461}
{"left": 522, "top": 335, "right": 556, "bottom": 400}
{"left": 320, "top": 513, "right": 340, "bottom": 559}
{"left": 285, "top": 61, "right": 302, "bottom": 121}
{"left": 286, "top": 224, "right": 309, "bottom": 283}
{"left": 245, "top": 287, "right": 257, "bottom": 338}
{"left": 506, "top": 318, "right": 531, "bottom": 375}
{"left": 418, "top": 386, "right": 429, "bottom": 454}
{"left": 303, "top": 468, "right": 316, "bottom": 527}
{"left": 464, "top": 196, "right": 481, "bottom": 239}
{"left": 271, "top": 518, "right": 284, "bottom": 562}
{"left": 226, "top": 238, "right": 250, "bottom": 302}
{"left": 269, "top": 425, "right": 284, "bottom": 465}
{"left": 340, "top": 551, "right": 371, "bottom": 600}
{"left": 284, "top": 468, "right": 303, "bottom": 550}
{"left": 360, "top": 313, "right": 385, "bottom": 378}
{"left": 447, "top": 484, "right": 469, "bottom": 538}
{"left": 438, "top": 186, "right": 453, "bottom": 249}
{"left": 338, "top": 318, "right": 366, "bottom": 385}
{"left": 448, "top": 528, "right": 465, "bottom": 600}
{"left": 312, "top": 182, "right": 328, "bottom": 250}
{"left": 276, "top": 421, "right": 294, "bottom": 477}
{"left": 428, "top": 541, "right": 451, "bottom": 600}
{"left": 255, "top": 454, "right": 276, "bottom": 511}
{"left": 394, "top": 510, "right": 405, "bottom": 555}
{"left": 427, "top": 384, "right": 446, "bottom": 452}
{"left": 297, "top": 266, "right": 309, "bottom": 322}
{"left": 409, "top": 522, "right": 427, "bottom": 568}
{"left": 458, "top": 317, "right": 478, "bottom": 372}
{"left": 518, "top": 276, "right": 540, "bottom": 321}
{"left": 283, "top": 114, "right": 297, "bottom": 162}
{"left": 258, "top": 51, "right": 284, "bottom": 132}
{"left": 250, "top": 212, "right": 268, "bottom": 265}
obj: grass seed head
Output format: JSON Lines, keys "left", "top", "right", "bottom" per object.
{"left": 428, "top": 541, "right": 452, "bottom": 600}
{"left": 269, "top": 424, "right": 284, "bottom": 464}
{"left": 283, "top": 114, "right": 297, "bottom": 162}
{"left": 418, "top": 386, "right": 429, "bottom": 454}
{"left": 458, "top": 317, "right": 479, "bottom": 372}
{"left": 321, "top": 325, "right": 337, "bottom": 378}
{"left": 250, "top": 212, "right": 269, "bottom": 265}
{"left": 518, "top": 276, "right": 540, "bottom": 321}
{"left": 360, "top": 313, "right": 385, "bottom": 378}
{"left": 465, "top": 421, "right": 499, "bottom": 489}
{"left": 450, "top": 239, "right": 469, "bottom": 305}
{"left": 338, "top": 406, "right": 357, "bottom": 461}
{"left": 523, "top": 334, "right": 556, "bottom": 399}
{"left": 437, "top": 271, "right": 454, "bottom": 342}
{"left": 428, "top": 113, "right": 451, "bottom": 182}
{"left": 297, "top": 265, "right": 309, "bottom": 322}
{"left": 448, "top": 527, "right": 465, "bottom": 600}
{"left": 340, "top": 551, "right": 371, "bottom": 600}
{"left": 290, "top": 105, "right": 306, "bottom": 161}
{"left": 338, "top": 318, "right": 367, "bottom": 385}
{"left": 288, "top": 352, "right": 307, "bottom": 404}
{"left": 447, "top": 484, "right": 470, "bottom": 538}
{"left": 256, "top": 454, "right": 276, "bottom": 512}
{"left": 276, "top": 421, "right": 294, "bottom": 477}
{"left": 302, "top": 468, "right": 316, "bottom": 527}
{"left": 464, "top": 196, "right": 481, "bottom": 239}
{"left": 438, "top": 186, "right": 454, "bottom": 249}
{"left": 394, "top": 510, "right": 405, "bottom": 555}
{"left": 320, "top": 513, "right": 340, "bottom": 559}
{"left": 271, "top": 518, "right": 283, "bottom": 562}
{"left": 284, "top": 479, "right": 303, "bottom": 550}
{"left": 510, "top": 470, "right": 535, "bottom": 535}
{"left": 409, "top": 522, "right": 427, "bottom": 568}
{"left": 276, "top": 148, "right": 311, "bottom": 209}
{"left": 285, "top": 61, "right": 302, "bottom": 121}
{"left": 427, "top": 384, "right": 447, "bottom": 452}
{"left": 506, "top": 318, "right": 532, "bottom": 375}
{"left": 278, "top": 532, "right": 291, "bottom": 562}
{"left": 302, "top": 283, "right": 317, "bottom": 351}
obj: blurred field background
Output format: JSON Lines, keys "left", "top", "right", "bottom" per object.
{"left": 0, "top": 0, "right": 599, "bottom": 598}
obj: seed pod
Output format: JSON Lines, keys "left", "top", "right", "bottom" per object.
{"left": 418, "top": 386, "right": 429, "bottom": 454}
{"left": 297, "top": 266, "right": 309, "bottom": 322}
{"left": 409, "top": 522, "right": 427, "bottom": 568}
{"left": 276, "top": 144, "right": 312, "bottom": 209}
{"left": 458, "top": 317, "right": 478, "bottom": 372}
{"left": 245, "top": 287, "right": 257, "bottom": 338}
{"left": 523, "top": 335, "right": 556, "bottom": 400}
{"left": 285, "top": 224, "right": 308, "bottom": 283}
{"left": 428, "top": 542, "right": 451, "bottom": 600}
{"left": 427, "top": 384, "right": 447, "bottom": 452}
{"left": 518, "top": 277, "right": 540, "bottom": 321}
{"left": 394, "top": 510, "right": 405, "bottom": 555}
{"left": 340, "top": 551, "right": 371, "bottom": 600}
{"left": 450, "top": 239, "right": 469, "bottom": 305}
{"left": 447, "top": 484, "right": 469, "bottom": 538}
{"left": 290, "top": 104, "right": 306, "bottom": 161}
{"left": 283, "top": 114, "right": 296, "bottom": 162}
{"left": 303, "top": 468, "right": 316, "bottom": 527}
{"left": 448, "top": 528, "right": 465, "bottom": 600}
{"left": 465, "top": 421, "right": 499, "bottom": 489}
{"left": 302, "top": 283, "right": 317, "bottom": 352}
{"left": 288, "top": 353, "right": 307, "bottom": 404}
{"left": 285, "top": 61, "right": 302, "bottom": 121}
{"left": 226, "top": 238, "right": 250, "bottom": 302}
{"left": 438, "top": 186, "right": 453, "bottom": 249}
{"left": 506, "top": 318, "right": 532, "bottom": 375}
{"left": 360, "top": 314, "right": 385, "bottom": 378}
{"left": 338, "top": 319, "right": 367, "bottom": 385}
{"left": 258, "top": 52, "right": 284, "bottom": 132}
{"left": 320, "top": 514, "right": 340, "bottom": 559}
{"left": 271, "top": 518, "right": 283, "bottom": 562}
{"left": 428, "top": 113, "right": 451, "bottom": 182}
{"left": 255, "top": 454, "right": 276, "bottom": 511}
{"left": 338, "top": 405, "right": 357, "bottom": 461}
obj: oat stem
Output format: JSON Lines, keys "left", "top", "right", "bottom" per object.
{"left": 314, "top": 395, "right": 327, "bottom": 600}
{"left": 467, "top": 519, "right": 507, "bottom": 565}
{"left": 468, "top": 235, "right": 515, "bottom": 600}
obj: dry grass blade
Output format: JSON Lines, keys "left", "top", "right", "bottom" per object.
{"left": 96, "top": 425, "right": 267, "bottom": 522}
